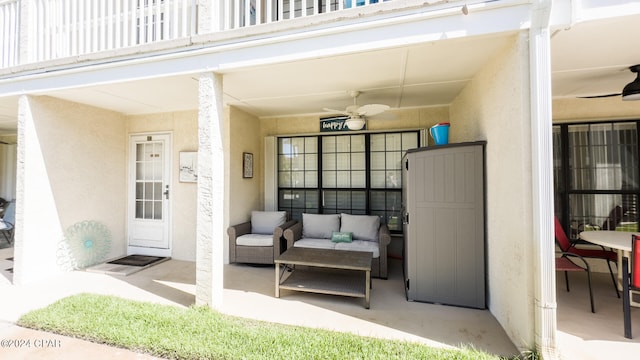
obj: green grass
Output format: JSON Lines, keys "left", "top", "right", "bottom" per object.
{"left": 18, "top": 293, "right": 511, "bottom": 360}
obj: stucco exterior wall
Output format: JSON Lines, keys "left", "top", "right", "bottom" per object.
{"left": 227, "top": 107, "right": 263, "bottom": 227}
{"left": 13, "top": 96, "right": 126, "bottom": 284}
{"left": 450, "top": 33, "right": 534, "bottom": 351}
{"left": 126, "top": 110, "right": 198, "bottom": 261}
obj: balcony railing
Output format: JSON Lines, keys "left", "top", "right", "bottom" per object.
{"left": 0, "top": 0, "right": 20, "bottom": 68}
{"left": 0, "top": 0, "right": 383, "bottom": 69}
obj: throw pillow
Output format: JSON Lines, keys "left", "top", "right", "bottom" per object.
{"left": 331, "top": 231, "right": 353, "bottom": 243}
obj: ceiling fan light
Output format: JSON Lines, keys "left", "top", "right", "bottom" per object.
{"left": 345, "top": 117, "right": 366, "bottom": 130}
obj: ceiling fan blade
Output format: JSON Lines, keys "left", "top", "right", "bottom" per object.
{"left": 323, "top": 107, "right": 350, "bottom": 115}
{"left": 578, "top": 93, "right": 621, "bottom": 99}
{"left": 357, "top": 104, "right": 390, "bottom": 116}
{"left": 345, "top": 104, "right": 360, "bottom": 114}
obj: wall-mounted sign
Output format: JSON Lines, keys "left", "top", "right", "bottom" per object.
{"left": 320, "top": 116, "right": 366, "bottom": 132}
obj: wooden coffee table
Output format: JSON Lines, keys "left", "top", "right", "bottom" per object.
{"left": 274, "top": 247, "right": 372, "bottom": 309}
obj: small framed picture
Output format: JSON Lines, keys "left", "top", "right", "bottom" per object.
{"left": 243, "top": 152, "right": 253, "bottom": 178}
{"left": 179, "top": 152, "right": 197, "bottom": 183}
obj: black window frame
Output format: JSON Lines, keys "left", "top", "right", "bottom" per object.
{"left": 277, "top": 130, "right": 420, "bottom": 234}
{"left": 553, "top": 120, "right": 640, "bottom": 238}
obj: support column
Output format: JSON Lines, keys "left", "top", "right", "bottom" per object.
{"left": 529, "top": 1, "right": 557, "bottom": 359}
{"left": 196, "top": 72, "right": 225, "bottom": 309}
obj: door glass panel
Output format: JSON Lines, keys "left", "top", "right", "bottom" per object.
{"left": 144, "top": 201, "right": 153, "bottom": 218}
{"left": 154, "top": 202, "right": 162, "bottom": 220}
{"left": 136, "top": 201, "right": 143, "bottom": 218}
{"left": 154, "top": 183, "right": 162, "bottom": 200}
{"left": 136, "top": 163, "right": 144, "bottom": 180}
{"left": 135, "top": 140, "right": 164, "bottom": 220}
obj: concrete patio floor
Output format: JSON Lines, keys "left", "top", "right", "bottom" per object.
{"left": 1, "top": 243, "right": 638, "bottom": 359}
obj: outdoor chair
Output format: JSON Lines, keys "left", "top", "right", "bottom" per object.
{"left": 0, "top": 200, "right": 15, "bottom": 245}
{"left": 602, "top": 205, "right": 624, "bottom": 230}
{"left": 554, "top": 215, "right": 619, "bottom": 298}
{"left": 622, "top": 234, "right": 640, "bottom": 339}
{"left": 227, "top": 211, "right": 297, "bottom": 265}
{"left": 556, "top": 252, "right": 595, "bottom": 313}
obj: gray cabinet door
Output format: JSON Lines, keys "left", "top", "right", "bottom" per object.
{"left": 404, "top": 143, "right": 485, "bottom": 308}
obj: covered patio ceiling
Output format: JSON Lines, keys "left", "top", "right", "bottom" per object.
{"left": 0, "top": 8, "right": 639, "bottom": 134}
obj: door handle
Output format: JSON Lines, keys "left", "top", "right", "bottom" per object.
{"left": 163, "top": 185, "right": 170, "bottom": 200}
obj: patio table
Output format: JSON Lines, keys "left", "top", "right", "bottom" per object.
{"left": 274, "top": 247, "right": 372, "bottom": 308}
{"left": 579, "top": 230, "right": 640, "bottom": 307}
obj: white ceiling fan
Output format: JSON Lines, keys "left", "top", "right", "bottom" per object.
{"left": 323, "top": 90, "right": 394, "bottom": 130}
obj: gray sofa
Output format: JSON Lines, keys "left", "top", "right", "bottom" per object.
{"left": 228, "top": 211, "right": 297, "bottom": 265}
{"left": 283, "top": 213, "right": 391, "bottom": 279}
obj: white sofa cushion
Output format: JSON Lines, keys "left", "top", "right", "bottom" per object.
{"left": 236, "top": 233, "right": 273, "bottom": 247}
{"left": 334, "top": 240, "right": 379, "bottom": 258}
{"left": 340, "top": 213, "right": 380, "bottom": 242}
{"left": 294, "top": 238, "right": 379, "bottom": 258}
{"left": 302, "top": 213, "right": 340, "bottom": 239}
{"left": 293, "top": 238, "right": 337, "bottom": 250}
{"left": 251, "top": 211, "right": 286, "bottom": 234}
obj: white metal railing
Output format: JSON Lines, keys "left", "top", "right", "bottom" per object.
{"left": 0, "top": 0, "right": 20, "bottom": 68}
{"left": 1, "top": 0, "right": 385, "bottom": 68}
{"left": 25, "top": 0, "right": 194, "bottom": 63}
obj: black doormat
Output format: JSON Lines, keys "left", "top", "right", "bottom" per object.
{"left": 107, "top": 255, "right": 166, "bottom": 267}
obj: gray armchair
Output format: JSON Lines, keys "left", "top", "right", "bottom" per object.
{"left": 227, "top": 211, "right": 297, "bottom": 265}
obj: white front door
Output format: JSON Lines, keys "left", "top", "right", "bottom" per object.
{"left": 128, "top": 133, "right": 172, "bottom": 256}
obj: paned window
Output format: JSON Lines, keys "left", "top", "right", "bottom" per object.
{"left": 277, "top": 131, "right": 419, "bottom": 232}
{"left": 554, "top": 121, "right": 640, "bottom": 238}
